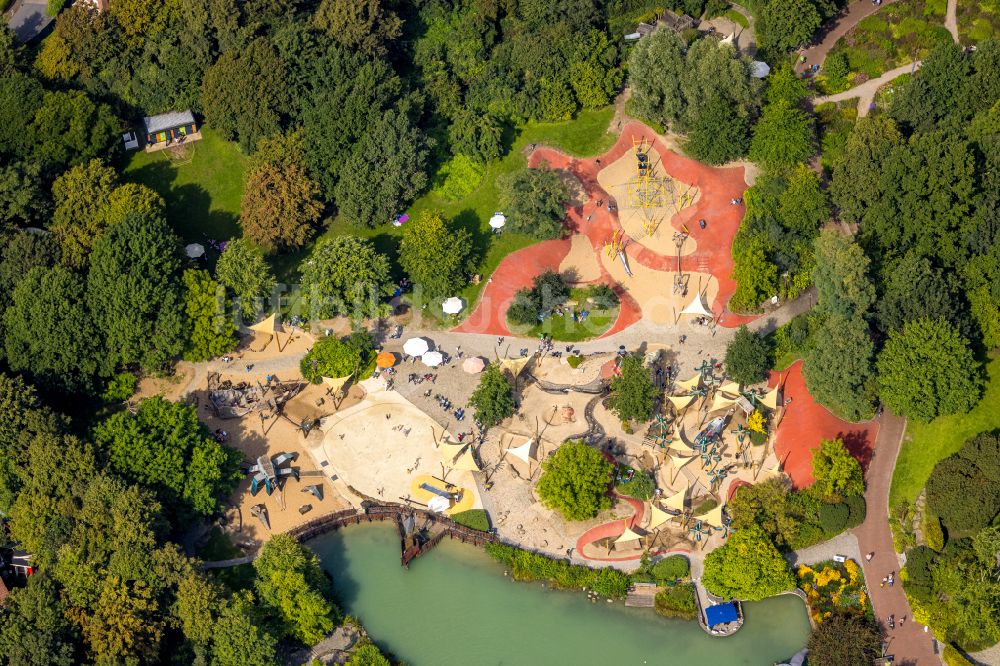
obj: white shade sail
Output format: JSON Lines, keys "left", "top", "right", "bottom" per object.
{"left": 760, "top": 385, "right": 781, "bottom": 410}
{"left": 489, "top": 213, "right": 506, "bottom": 229}
{"left": 719, "top": 381, "right": 741, "bottom": 396}
{"left": 442, "top": 297, "right": 464, "bottom": 314}
{"left": 615, "top": 523, "right": 642, "bottom": 544}
{"left": 422, "top": 351, "right": 444, "bottom": 367}
{"left": 680, "top": 293, "right": 714, "bottom": 317}
{"left": 462, "top": 357, "right": 486, "bottom": 373}
{"left": 506, "top": 439, "right": 535, "bottom": 465}
{"left": 249, "top": 313, "right": 282, "bottom": 334}
{"left": 708, "top": 393, "right": 738, "bottom": 413}
{"left": 648, "top": 502, "right": 674, "bottom": 531}
{"left": 670, "top": 453, "right": 696, "bottom": 471}
{"left": 667, "top": 394, "right": 695, "bottom": 411}
{"left": 403, "top": 337, "right": 431, "bottom": 356}
{"left": 663, "top": 484, "right": 688, "bottom": 512}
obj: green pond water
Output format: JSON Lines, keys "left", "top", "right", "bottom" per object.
{"left": 309, "top": 525, "right": 811, "bottom": 666}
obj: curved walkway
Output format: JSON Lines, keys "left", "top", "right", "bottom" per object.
{"left": 574, "top": 493, "right": 646, "bottom": 562}
{"left": 852, "top": 412, "right": 938, "bottom": 664}
{"left": 794, "top": 0, "right": 899, "bottom": 74}
{"left": 945, "top": 0, "right": 959, "bottom": 43}
{"left": 812, "top": 62, "right": 922, "bottom": 117}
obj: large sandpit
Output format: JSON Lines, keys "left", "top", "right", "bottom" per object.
{"left": 559, "top": 233, "right": 602, "bottom": 283}
{"left": 315, "top": 383, "right": 482, "bottom": 514}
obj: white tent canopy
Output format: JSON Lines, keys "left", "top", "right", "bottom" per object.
{"left": 506, "top": 439, "right": 535, "bottom": 466}
{"left": 680, "top": 293, "right": 714, "bottom": 317}
{"left": 616, "top": 523, "right": 642, "bottom": 544}
{"left": 185, "top": 243, "right": 205, "bottom": 258}
{"left": 422, "top": 351, "right": 444, "bottom": 367}
{"left": 489, "top": 212, "right": 506, "bottom": 229}
{"left": 428, "top": 496, "right": 450, "bottom": 513}
{"left": 442, "top": 297, "right": 464, "bottom": 314}
{"left": 403, "top": 337, "right": 431, "bottom": 356}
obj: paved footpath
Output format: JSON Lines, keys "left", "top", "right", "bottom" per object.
{"left": 795, "top": 0, "right": 899, "bottom": 74}
{"left": 852, "top": 412, "right": 940, "bottom": 665}
{"left": 813, "top": 62, "right": 922, "bottom": 117}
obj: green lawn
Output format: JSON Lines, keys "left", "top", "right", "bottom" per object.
{"left": 889, "top": 354, "right": 1000, "bottom": 508}
{"left": 957, "top": 0, "right": 1000, "bottom": 44}
{"left": 509, "top": 287, "right": 619, "bottom": 342}
{"left": 724, "top": 9, "right": 750, "bottom": 29}
{"left": 122, "top": 128, "right": 248, "bottom": 243}
{"left": 279, "top": 107, "right": 618, "bottom": 311}
{"left": 824, "top": 0, "right": 951, "bottom": 84}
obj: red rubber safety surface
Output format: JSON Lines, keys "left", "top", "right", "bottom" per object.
{"left": 770, "top": 360, "right": 880, "bottom": 489}
{"left": 454, "top": 121, "right": 758, "bottom": 337}
{"left": 574, "top": 493, "right": 647, "bottom": 563}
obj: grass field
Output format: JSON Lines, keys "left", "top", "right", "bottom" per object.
{"left": 123, "top": 128, "right": 247, "bottom": 243}
{"left": 287, "top": 107, "right": 619, "bottom": 311}
{"left": 825, "top": 0, "right": 951, "bottom": 84}
{"left": 889, "top": 354, "right": 1000, "bottom": 508}
{"left": 724, "top": 9, "right": 750, "bottom": 29}
{"left": 509, "top": 287, "right": 619, "bottom": 342}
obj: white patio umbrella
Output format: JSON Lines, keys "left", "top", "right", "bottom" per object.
{"left": 462, "top": 357, "right": 486, "bottom": 374}
{"left": 488, "top": 213, "right": 506, "bottom": 229}
{"left": 422, "top": 351, "right": 444, "bottom": 367}
{"left": 403, "top": 337, "right": 430, "bottom": 357}
{"left": 185, "top": 243, "right": 205, "bottom": 259}
{"left": 442, "top": 297, "right": 464, "bottom": 314}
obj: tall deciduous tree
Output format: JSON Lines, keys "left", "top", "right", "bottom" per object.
{"left": 608, "top": 354, "right": 657, "bottom": 424}
{"left": 537, "top": 440, "right": 613, "bottom": 521}
{"left": 811, "top": 438, "right": 864, "bottom": 500}
{"left": 877, "top": 317, "right": 982, "bottom": 421}
{"left": 50, "top": 159, "right": 117, "bottom": 268}
{"left": 211, "top": 591, "right": 279, "bottom": 666}
{"left": 29, "top": 90, "right": 118, "bottom": 171}
{"left": 749, "top": 101, "right": 816, "bottom": 171}
{"left": 0, "top": 231, "right": 59, "bottom": 311}
{"left": 497, "top": 165, "right": 570, "bottom": 240}
{"left": 399, "top": 211, "right": 475, "bottom": 298}
{"left": 724, "top": 325, "right": 770, "bottom": 386}
{"left": 812, "top": 230, "right": 875, "bottom": 319}
{"left": 253, "top": 534, "right": 337, "bottom": 645}
{"left": 804, "top": 315, "right": 876, "bottom": 421}
{"left": 299, "top": 235, "right": 392, "bottom": 320}
{"left": 468, "top": 365, "right": 515, "bottom": 427}
{"left": 215, "top": 238, "right": 277, "bottom": 318}
{"left": 334, "top": 108, "right": 428, "bottom": 228}
{"left": 240, "top": 160, "right": 323, "bottom": 253}
{"left": 806, "top": 614, "right": 882, "bottom": 666}
{"left": 312, "top": 0, "right": 402, "bottom": 58}
{"left": 926, "top": 432, "right": 1000, "bottom": 535}
{"left": 684, "top": 94, "right": 750, "bottom": 165}
{"left": 702, "top": 524, "right": 795, "bottom": 601}
{"left": 876, "top": 252, "right": 969, "bottom": 336}
{"left": 0, "top": 161, "right": 50, "bottom": 228}
{"left": 755, "top": 0, "right": 823, "bottom": 56}
{"left": 86, "top": 212, "right": 186, "bottom": 372}
{"left": 201, "top": 38, "right": 289, "bottom": 152}
{"left": 299, "top": 332, "right": 373, "bottom": 383}
{"left": 182, "top": 269, "right": 237, "bottom": 362}
{"left": 730, "top": 232, "right": 778, "bottom": 312}
{"left": 0, "top": 574, "right": 79, "bottom": 666}
{"left": 92, "top": 396, "right": 242, "bottom": 522}
{"left": 3, "top": 265, "right": 105, "bottom": 394}
{"left": 626, "top": 28, "right": 685, "bottom": 127}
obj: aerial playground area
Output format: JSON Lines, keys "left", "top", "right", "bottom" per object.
{"left": 456, "top": 120, "right": 755, "bottom": 337}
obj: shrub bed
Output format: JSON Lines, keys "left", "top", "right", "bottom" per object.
{"left": 484, "top": 542, "right": 631, "bottom": 598}
{"left": 654, "top": 584, "right": 698, "bottom": 620}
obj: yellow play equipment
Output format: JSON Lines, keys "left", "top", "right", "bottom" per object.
{"left": 604, "top": 229, "right": 633, "bottom": 277}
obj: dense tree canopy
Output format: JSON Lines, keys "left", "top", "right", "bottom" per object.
{"left": 3, "top": 265, "right": 105, "bottom": 394}
{"left": 876, "top": 317, "right": 982, "bottom": 421}
{"left": 608, "top": 354, "right": 657, "bottom": 424}
{"left": 299, "top": 235, "right": 393, "bottom": 320}
{"left": 811, "top": 438, "right": 864, "bottom": 500}
{"left": 92, "top": 396, "right": 242, "bottom": 523}
{"left": 926, "top": 432, "right": 1000, "bottom": 535}
{"left": 804, "top": 314, "right": 877, "bottom": 421}
{"left": 49, "top": 159, "right": 117, "bottom": 268}
{"left": 87, "top": 212, "right": 186, "bottom": 372}
{"left": 806, "top": 614, "right": 882, "bottom": 666}
{"left": 703, "top": 524, "right": 795, "bottom": 601}
{"left": 399, "top": 211, "right": 476, "bottom": 298}
{"left": 468, "top": 364, "right": 515, "bottom": 428}
{"left": 497, "top": 165, "right": 571, "bottom": 240}
{"left": 300, "top": 331, "right": 374, "bottom": 384}
{"left": 724, "top": 326, "right": 770, "bottom": 386}
{"left": 240, "top": 158, "right": 323, "bottom": 253}
{"left": 537, "top": 440, "right": 613, "bottom": 521}
{"left": 182, "top": 269, "right": 238, "bottom": 362}
{"left": 216, "top": 238, "right": 277, "bottom": 319}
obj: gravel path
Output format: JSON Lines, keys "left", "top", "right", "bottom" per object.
{"left": 945, "top": 0, "right": 959, "bottom": 43}
{"left": 785, "top": 532, "right": 860, "bottom": 568}
{"left": 794, "top": 0, "right": 899, "bottom": 74}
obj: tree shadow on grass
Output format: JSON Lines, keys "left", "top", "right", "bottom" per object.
{"left": 452, "top": 208, "right": 492, "bottom": 266}
{"left": 169, "top": 183, "right": 240, "bottom": 241}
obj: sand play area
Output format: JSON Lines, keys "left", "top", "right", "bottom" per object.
{"left": 559, "top": 233, "right": 602, "bottom": 283}
{"left": 314, "top": 382, "right": 483, "bottom": 515}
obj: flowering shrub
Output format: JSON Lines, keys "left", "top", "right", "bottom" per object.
{"left": 797, "top": 559, "right": 869, "bottom": 624}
